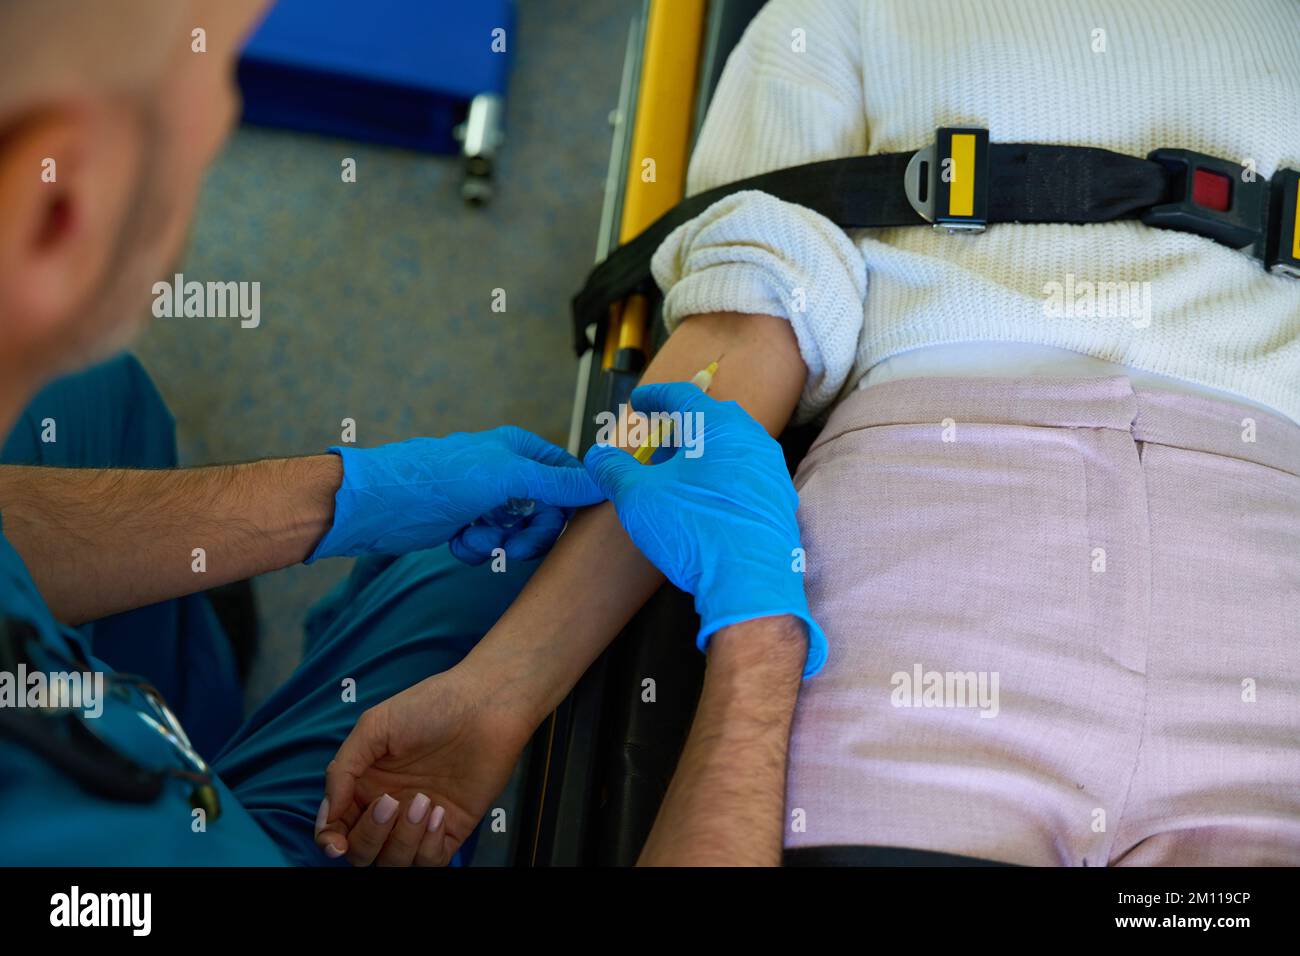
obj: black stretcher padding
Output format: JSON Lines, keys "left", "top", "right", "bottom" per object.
{"left": 571, "top": 143, "right": 1167, "bottom": 353}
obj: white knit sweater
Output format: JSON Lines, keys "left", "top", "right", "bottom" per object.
{"left": 650, "top": 0, "right": 1300, "bottom": 423}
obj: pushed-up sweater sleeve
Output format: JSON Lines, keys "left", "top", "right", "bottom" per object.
{"left": 649, "top": 0, "right": 871, "bottom": 422}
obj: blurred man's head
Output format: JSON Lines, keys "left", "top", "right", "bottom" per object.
{"left": 0, "top": 0, "right": 269, "bottom": 420}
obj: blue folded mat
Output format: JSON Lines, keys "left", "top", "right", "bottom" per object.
{"left": 239, "top": 0, "right": 515, "bottom": 153}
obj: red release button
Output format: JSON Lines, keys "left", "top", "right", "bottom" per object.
{"left": 1192, "top": 167, "right": 1232, "bottom": 212}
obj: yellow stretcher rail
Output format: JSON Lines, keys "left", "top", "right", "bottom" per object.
{"left": 532, "top": 0, "right": 709, "bottom": 866}
{"left": 602, "top": 0, "right": 707, "bottom": 369}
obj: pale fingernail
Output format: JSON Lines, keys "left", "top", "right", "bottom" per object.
{"left": 374, "top": 793, "right": 399, "bottom": 825}
{"left": 428, "top": 805, "right": 446, "bottom": 832}
{"left": 324, "top": 843, "right": 345, "bottom": 859}
{"left": 315, "top": 797, "right": 329, "bottom": 835}
{"left": 407, "top": 793, "right": 431, "bottom": 824}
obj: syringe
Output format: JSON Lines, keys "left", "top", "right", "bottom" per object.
{"left": 632, "top": 359, "right": 720, "bottom": 464}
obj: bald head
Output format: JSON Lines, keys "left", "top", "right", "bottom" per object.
{"left": 0, "top": 0, "right": 189, "bottom": 125}
{"left": 0, "top": 0, "right": 271, "bottom": 429}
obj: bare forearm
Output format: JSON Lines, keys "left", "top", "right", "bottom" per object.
{"left": 0, "top": 455, "right": 341, "bottom": 622}
{"left": 638, "top": 614, "right": 807, "bottom": 867}
{"left": 467, "top": 498, "right": 662, "bottom": 723}
{"left": 465, "top": 312, "right": 806, "bottom": 725}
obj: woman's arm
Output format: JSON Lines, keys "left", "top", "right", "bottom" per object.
{"left": 466, "top": 0, "right": 868, "bottom": 705}
{"left": 464, "top": 310, "right": 806, "bottom": 729}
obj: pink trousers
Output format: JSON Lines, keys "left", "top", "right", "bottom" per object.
{"left": 787, "top": 377, "right": 1300, "bottom": 865}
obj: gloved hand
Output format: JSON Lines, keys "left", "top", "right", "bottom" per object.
{"left": 307, "top": 427, "right": 603, "bottom": 565}
{"left": 584, "top": 382, "right": 826, "bottom": 677}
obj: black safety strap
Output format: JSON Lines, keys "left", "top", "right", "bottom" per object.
{"left": 571, "top": 142, "right": 1167, "bottom": 354}
{"left": 784, "top": 844, "right": 1017, "bottom": 867}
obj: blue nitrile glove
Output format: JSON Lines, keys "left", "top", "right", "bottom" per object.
{"left": 583, "top": 382, "right": 827, "bottom": 677}
{"left": 307, "top": 426, "right": 603, "bottom": 565}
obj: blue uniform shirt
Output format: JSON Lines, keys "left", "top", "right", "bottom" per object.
{"left": 0, "top": 517, "right": 287, "bottom": 866}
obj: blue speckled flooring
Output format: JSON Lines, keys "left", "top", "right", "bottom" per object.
{"left": 133, "top": 0, "right": 639, "bottom": 709}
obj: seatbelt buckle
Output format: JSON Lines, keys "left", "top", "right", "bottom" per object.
{"left": 1140, "top": 148, "right": 1269, "bottom": 254}
{"left": 1264, "top": 167, "right": 1300, "bottom": 278}
{"left": 905, "top": 127, "right": 989, "bottom": 234}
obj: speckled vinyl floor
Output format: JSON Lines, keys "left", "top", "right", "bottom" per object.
{"left": 132, "top": 0, "right": 640, "bottom": 709}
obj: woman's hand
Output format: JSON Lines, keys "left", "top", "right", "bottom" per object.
{"left": 314, "top": 663, "right": 535, "bottom": 866}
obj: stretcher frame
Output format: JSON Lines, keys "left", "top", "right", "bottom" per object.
{"left": 515, "top": 0, "right": 772, "bottom": 867}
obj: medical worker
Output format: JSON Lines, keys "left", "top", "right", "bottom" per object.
{"left": 0, "top": 0, "right": 591, "bottom": 864}
{"left": 0, "top": 0, "right": 823, "bottom": 868}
